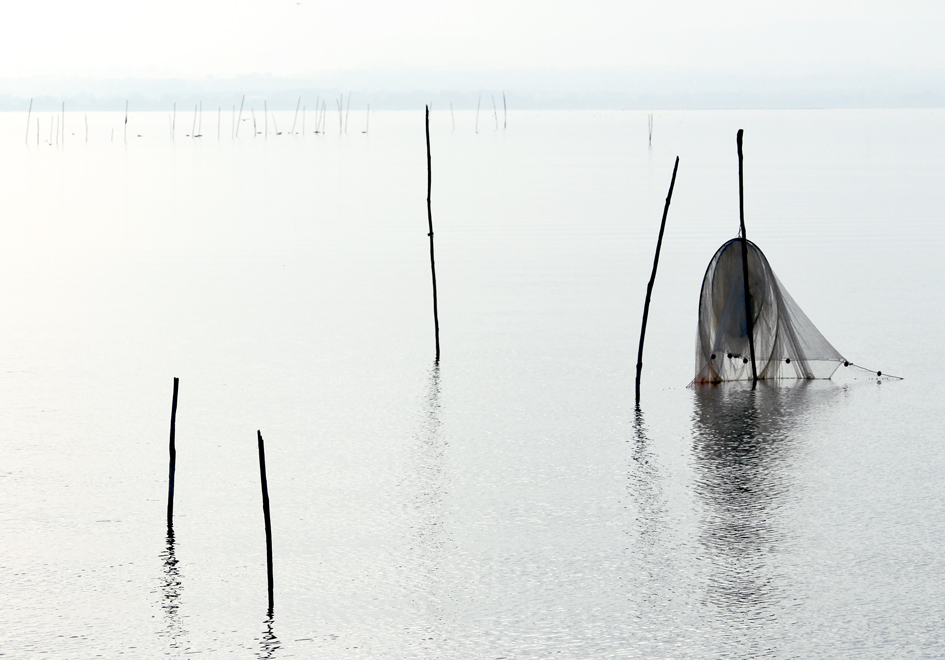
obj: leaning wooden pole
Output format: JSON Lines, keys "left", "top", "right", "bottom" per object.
{"left": 736, "top": 129, "right": 758, "bottom": 383}
{"left": 166, "top": 377, "right": 179, "bottom": 533}
{"left": 257, "top": 430, "right": 274, "bottom": 614}
{"left": 425, "top": 106, "right": 441, "bottom": 362}
{"left": 635, "top": 157, "right": 679, "bottom": 404}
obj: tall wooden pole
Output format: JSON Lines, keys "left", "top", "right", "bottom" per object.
{"left": 257, "top": 431, "right": 274, "bottom": 614}
{"left": 737, "top": 129, "right": 758, "bottom": 383}
{"left": 635, "top": 157, "right": 679, "bottom": 404}
{"left": 166, "top": 377, "right": 179, "bottom": 533}
{"left": 425, "top": 106, "right": 441, "bottom": 362}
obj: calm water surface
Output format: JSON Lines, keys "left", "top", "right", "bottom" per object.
{"left": 0, "top": 108, "right": 942, "bottom": 658}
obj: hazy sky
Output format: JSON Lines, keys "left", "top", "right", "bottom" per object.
{"left": 2, "top": 0, "right": 944, "bottom": 81}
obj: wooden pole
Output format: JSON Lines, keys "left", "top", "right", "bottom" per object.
{"left": 167, "top": 377, "right": 179, "bottom": 533}
{"left": 257, "top": 430, "right": 274, "bottom": 614}
{"left": 425, "top": 106, "right": 441, "bottom": 362}
{"left": 236, "top": 95, "right": 245, "bottom": 137}
{"left": 635, "top": 157, "right": 679, "bottom": 404}
{"left": 292, "top": 96, "right": 301, "bottom": 135}
{"left": 736, "top": 129, "right": 758, "bottom": 383}
{"left": 345, "top": 92, "right": 351, "bottom": 133}
{"left": 25, "top": 98, "right": 32, "bottom": 144}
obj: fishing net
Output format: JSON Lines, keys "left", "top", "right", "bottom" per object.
{"left": 694, "top": 238, "right": 845, "bottom": 383}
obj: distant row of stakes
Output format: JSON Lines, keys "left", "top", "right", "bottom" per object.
{"left": 26, "top": 91, "right": 600, "bottom": 144}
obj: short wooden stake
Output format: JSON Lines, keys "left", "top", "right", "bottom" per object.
{"left": 291, "top": 96, "right": 301, "bottom": 135}
{"left": 167, "top": 377, "right": 179, "bottom": 533}
{"left": 257, "top": 430, "right": 274, "bottom": 614}
{"left": 635, "top": 157, "right": 679, "bottom": 404}
{"left": 425, "top": 106, "right": 441, "bottom": 362}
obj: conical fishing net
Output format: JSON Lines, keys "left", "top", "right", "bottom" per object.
{"left": 694, "top": 238, "right": 845, "bottom": 383}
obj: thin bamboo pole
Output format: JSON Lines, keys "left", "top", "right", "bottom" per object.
{"left": 257, "top": 431, "right": 274, "bottom": 614}
{"left": 345, "top": 92, "right": 351, "bottom": 133}
{"left": 736, "top": 129, "right": 758, "bottom": 383}
{"left": 166, "top": 377, "right": 179, "bottom": 532}
{"left": 425, "top": 106, "right": 441, "bottom": 361}
{"left": 25, "top": 99, "right": 32, "bottom": 144}
{"left": 635, "top": 157, "right": 679, "bottom": 404}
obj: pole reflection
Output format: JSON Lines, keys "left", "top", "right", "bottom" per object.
{"left": 257, "top": 613, "right": 280, "bottom": 660}
{"left": 407, "top": 362, "right": 453, "bottom": 653}
{"left": 158, "top": 529, "right": 188, "bottom": 653}
{"left": 629, "top": 405, "right": 670, "bottom": 580}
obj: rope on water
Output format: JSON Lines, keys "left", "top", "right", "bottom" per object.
{"left": 840, "top": 360, "right": 903, "bottom": 380}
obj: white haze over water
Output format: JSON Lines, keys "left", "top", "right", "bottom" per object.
{"left": 0, "top": 108, "right": 943, "bottom": 658}
{"left": 2, "top": 0, "right": 945, "bottom": 108}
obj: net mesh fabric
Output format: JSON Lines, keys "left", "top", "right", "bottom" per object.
{"left": 694, "top": 239, "right": 845, "bottom": 383}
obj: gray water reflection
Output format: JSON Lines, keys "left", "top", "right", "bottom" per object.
{"left": 158, "top": 531, "right": 189, "bottom": 655}
{"left": 629, "top": 406, "right": 671, "bottom": 605}
{"left": 405, "top": 363, "right": 454, "bottom": 655}
{"left": 257, "top": 614, "right": 280, "bottom": 659}
{"left": 691, "top": 381, "right": 835, "bottom": 656}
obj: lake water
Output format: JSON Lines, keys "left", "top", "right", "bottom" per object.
{"left": 0, "top": 108, "right": 943, "bottom": 658}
